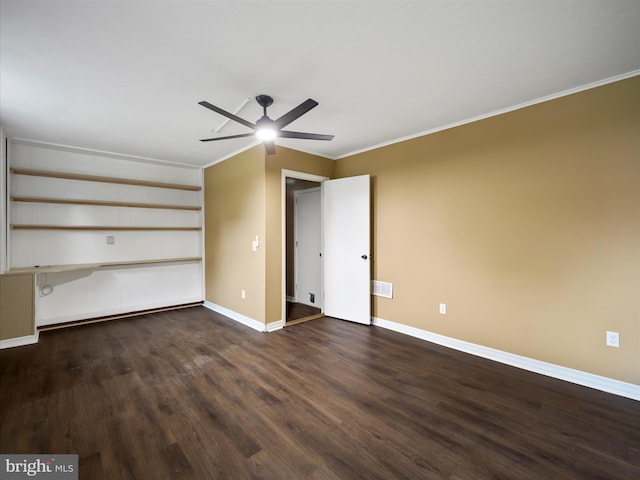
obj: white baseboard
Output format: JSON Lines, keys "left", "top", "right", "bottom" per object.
{"left": 266, "top": 320, "right": 285, "bottom": 332}
{"left": 373, "top": 317, "right": 640, "bottom": 402}
{"left": 203, "top": 301, "right": 267, "bottom": 332}
{"left": 0, "top": 331, "right": 40, "bottom": 349}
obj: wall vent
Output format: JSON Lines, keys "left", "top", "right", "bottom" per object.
{"left": 372, "top": 280, "right": 393, "bottom": 299}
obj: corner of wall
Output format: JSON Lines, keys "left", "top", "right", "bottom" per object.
{"left": 0, "top": 127, "right": 7, "bottom": 274}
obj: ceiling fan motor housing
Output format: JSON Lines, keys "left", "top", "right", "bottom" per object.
{"left": 256, "top": 116, "right": 275, "bottom": 128}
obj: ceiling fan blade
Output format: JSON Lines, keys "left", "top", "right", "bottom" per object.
{"left": 199, "top": 101, "right": 256, "bottom": 129}
{"left": 273, "top": 99, "right": 318, "bottom": 129}
{"left": 279, "top": 130, "right": 334, "bottom": 141}
{"left": 200, "top": 132, "right": 255, "bottom": 142}
{"left": 264, "top": 140, "right": 276, "bottom": 155}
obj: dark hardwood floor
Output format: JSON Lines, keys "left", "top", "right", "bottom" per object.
{"left": 286, "top": 301, "right": 322, "bottom": 323}
{"left": 1, "top": 307, "right": 639, "bottom": 479}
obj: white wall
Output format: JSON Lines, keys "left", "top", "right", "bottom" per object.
{"left": 35, "top": 262, "right": 203, "bottom": 326}
{"left": 0, "top": 128, "right": 6, "bottom": 274}
{"left": 7, "top": 139, "right": 204, "bottom": 325}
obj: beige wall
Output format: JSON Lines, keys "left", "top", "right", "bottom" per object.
{"left": 335, "top": 77, "right": 640, "bottom": 384}
{"left": 0, "top": 274, "right": 34, "bottom": 340}
{"left": 204, "top": 145, "right": 334, "bottom": 326}
{"left": 204, "top": 146, "right": 266, "bottom": 322}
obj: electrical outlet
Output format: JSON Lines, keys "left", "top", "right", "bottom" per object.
{"left": 106, "top": 235, "right": 115, "bottom": 245}
{"left": 439, "top": 303, "right": 447, "bottom": 315}
{"left": 241, "top": 289, "right": 246, "bottom": 299}
{"left": 606, "top": 331, "right": 619, "bottom": 348}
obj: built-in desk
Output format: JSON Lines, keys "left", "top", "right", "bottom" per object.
{"left": 5, "top": 257, "right": 202, "bottom": 275}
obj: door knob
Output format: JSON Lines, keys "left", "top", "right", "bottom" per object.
{"left": 361, "top": 254, "right": 368, "bottom": 260}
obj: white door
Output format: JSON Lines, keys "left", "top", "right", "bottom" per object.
{"left": 323, "top": 175, "right": 371, "bottom": 324}
{"left": 295, "top": 188, "right": 322, "bottom": 308}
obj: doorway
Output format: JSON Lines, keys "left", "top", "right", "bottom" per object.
{"left": 281, "top": 170, "right": 371, "bottom": 327}
{"left": 282, "top": 170, "right": 327, "bottom": 325}
{"left": 294, "top": 187, "right": 322, "bottom": 310}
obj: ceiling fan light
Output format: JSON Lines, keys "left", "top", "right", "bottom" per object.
{"left": 256, "top": 126, "right": 277, "bottom": 140}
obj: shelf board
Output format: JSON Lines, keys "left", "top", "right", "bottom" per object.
{"left": 5, "top": 257, "right": 203, "bottom": 275}
{"left": 11, "top": 225, "right": 201, "bottom": 231}
{"left": 11, "top": 196, "right": 202, "bottom": 211}
{"left": 10, "top": 167, "right": 201, "bottom": 191}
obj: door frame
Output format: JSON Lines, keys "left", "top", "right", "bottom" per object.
{"left": 281, "top": 169, "right": 329, "bottom": 324}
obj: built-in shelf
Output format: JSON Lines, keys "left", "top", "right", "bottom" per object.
{"left": 11, "top": 196, "right": 201, "bottom": 211}
{"left": 11, "top": 225, "right": 201, "bottom": 231}
{"left": 10, "top": 167, "right": 201, "bottom": 191}
{"left": 8, "top": 165, "right": 203, "bottom": 270}
{"left": 5, "top": 257, "right": 203, "bottom": 275}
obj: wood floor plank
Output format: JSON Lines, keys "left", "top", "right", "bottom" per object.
{"left": 286, "top": 301, "right": 322, "bottom": 322}
{"left": 1, "top": 307, "right": 639, "bottom": 479}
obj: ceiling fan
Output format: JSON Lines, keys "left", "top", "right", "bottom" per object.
{"left": 199, "top": 95, "right": 334, "bottom": 155}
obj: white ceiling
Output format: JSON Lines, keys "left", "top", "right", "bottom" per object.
{"left": 1, "top": 0, "right": 639, "bottom": 167}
